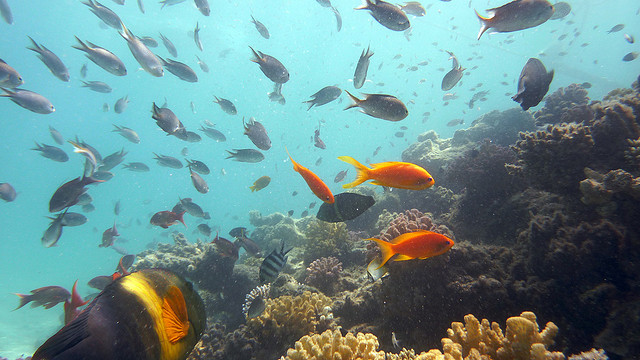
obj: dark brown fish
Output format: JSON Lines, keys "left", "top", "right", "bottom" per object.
{"left": 475, "top": 0, "right": 554, "bottom": 40}
{"left": 249, "top": 46, "right": 289, "bottom": 84}
{"left": 151, "top": 102, "right": 182, "bottom": 134}
{"left": 344, "top": 90, "right": 408, "bottom": 121}
{"left": 355, "top": 0, "right": 410, "bottom": 31}
{"left": 236, "top": 236, "right": 262, "bottom": 257}
{"left": 99, "top": 222, "right": 119, "bottom": 247}
{"left": 212, "top": 232, "right": 238, "bottom": 259}
{"left": 150, "top": 210, "right": 185, "bottom": 228}
{"left": 49, "top": 176, "right": 101, "bottom": 213}
{"left": 446, "top": 118, "right": 464, "bottom": 127}
{"left": 243, "top": 117, "right": 272, "bottom": 150}
{"left": 512, "top": 58, "right": 554, "bottom": 110}
{"left": 190, "top": 168, "right": 209, "bottom": 194}
{"left": 354, "top": 47, "right": 374, "bottom": 89}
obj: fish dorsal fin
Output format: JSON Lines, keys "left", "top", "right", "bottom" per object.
{"left": 33, "top": 303, "right": 92, "bottom": 359}
{"left": 162, "top": 286, "right": 189, "bottom": 343}
{"left": 0, "top": 58, "right": 6, "bottom": 64}
{"left": 391, "top": 230, "right": 431, "bottom": 244}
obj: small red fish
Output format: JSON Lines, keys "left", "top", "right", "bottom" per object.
{"left": 286, "top": 148, "right": 334, "bottom": 204}
{"left": 150, "top": 210, "right": 186, "bottom": 229}
{"left": 367, "top": 230, "right": 454, "bottom": 269}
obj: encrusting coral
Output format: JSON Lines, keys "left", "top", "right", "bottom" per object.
{"left": 302, "top": 220, "right": 350, "bottom": 264}
{"left": 534, "top": 84, "right": 592, "bottom": 125}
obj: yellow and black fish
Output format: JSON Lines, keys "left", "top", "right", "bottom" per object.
{"left": 32, "top": 268, "right": 206, "bottom": 360}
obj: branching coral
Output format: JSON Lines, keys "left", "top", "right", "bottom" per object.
{"left": 302, "top": 220, "right": 349, "bottom": 264}
{"left": 305, "top": 257, "right": 343, "bottom": 294}
{"left": 281, "top": 329, "right": 385, "bottom": 360}
{"left": 534, "top": 84, "right": 592, "bottom": 125}
{"left": 246, "top": 291, "right": 336, "bottom": 349}
{"left": 443, "top": 312, "right": 564, "bottom": 360}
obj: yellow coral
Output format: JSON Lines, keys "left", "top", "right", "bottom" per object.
{"left": 248, "top": 291, "right": 334, "bottom": 344}
{"left": 282, "top": 329, "right": 386, "bottom": 360}
{"left": 444, "top": 312, "right": 564, "bottom": 360}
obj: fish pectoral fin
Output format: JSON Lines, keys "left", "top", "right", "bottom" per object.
{"left": 162, "top": 286, "right": 190, "bottom": 343}
{"left": 393, "top": 254, "right": 414, "bottom": 261}
{"left": 33, "top": 304, "right": 92, "bottom": 359}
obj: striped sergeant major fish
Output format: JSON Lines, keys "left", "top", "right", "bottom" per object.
{"left": 259, "top": 241, "right": 292, "bottom": 284}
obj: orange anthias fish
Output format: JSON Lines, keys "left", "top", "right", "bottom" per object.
{"left": 286, "top": 148, "right": 334, "bottom": 204}
{"left": 367, "top": 230, "right": 454, "bottom": 269}
{"left": 338, "top": 156, "right": 434, "bottom": 190}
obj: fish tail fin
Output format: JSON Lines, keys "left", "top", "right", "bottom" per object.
{"left": 337, "top": 156, "right": 370, "bottom": 188}
{"left": 343, "top": 90, "right": 361, "bottom": 110}
{"left": 0, "top": 87, "right": 14, "bottom": 97}
{"left": 285, "top": 147, "right": 301, "bottom": 172}
{"left": 366, "top": 238, "right": 395, "bottom": 269}
{"left": 13, "top": 293, "right": 31, "bottom": 310}
{"left": 249, "top": 184, "right": 257, "bottom": 192}
{"left": 303, "top": 100, "right": 315, "bottom": 111}
{"left": 26, "top": 36, "right": 40, "bottom": 52}
{"left": 354, "top": 0, "right": 371, "bottom": 10}
{"left": 474, "top": 9, "right": 491, "bottom": 40}
{"left": 119, "top": 21, "right": 132, "bottom": 41}
{"left": 248, "top": 46, "right": 261, "bottom": 63}
{"left": 72, "top": 36, "right": 88, "bottom": 51}
{"left": 176, "top": 211, "right": 187, "bottom": 228}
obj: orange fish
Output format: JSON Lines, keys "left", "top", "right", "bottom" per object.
{"left": 338, "top": 156, "right": 434, "bottom": 190}
{"left": 367, "top": 230, "right": 454, "bottom": 269}
{"left": 286, "top": 148, "right": 334, "bottom": 204}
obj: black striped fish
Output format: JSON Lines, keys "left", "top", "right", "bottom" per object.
{"left": 259, "top": 242, "right": 292, "bottom": 284}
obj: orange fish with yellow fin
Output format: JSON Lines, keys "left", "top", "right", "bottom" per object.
{"left": 367, "top": 230, "right": 454, "bottom": 269}
{"left": 287, "top": 148, "right": 334, "bottom": 204}
{"left": 338, "top": 156, "right": 434, "bottom": 190}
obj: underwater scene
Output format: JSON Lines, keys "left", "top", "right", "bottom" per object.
{"left": 1, "top": 0, "right": 639, "bottom": 359}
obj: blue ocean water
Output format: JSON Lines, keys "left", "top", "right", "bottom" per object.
{"left": 0, "top": 0, "right": 638, "bottom": 357}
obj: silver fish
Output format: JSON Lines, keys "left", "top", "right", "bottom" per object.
{"left": 73, "top": 37, "right": 127, "bottom": 76}
{"left": 112, "top": 124, "right": 140, "bottom": 143}
{"left": 159, "top": 33, "right": 178, "bottom": 57}
{"left": 42, "top": 210, "right": 67, "bottom": 248}
{"left": 114, "top": 95, "right": 129, "bottom": 113}
{"left": 0, "top": 58, "right": 23, "bottom": 88}
{"left": 153, "top": 153, "right": 183, "bottom": 169}
{"left": 81, "top": 80, "right": 112, "bottom": 93}
{"left": 441, "top": 51, "right": 465, "bottom": 91}
{"left": 26, "top": 37, "right": 70, "bottom": 82}
{"left": 194, "top": 0, "right": 210, "bottom": 16}
{"left": 199, "top": 125, "right": 226, "bottom": 142}
{"left": 0, "top": 0, "right": 12, "bottom": 24}
{"left": 158, "top": 57, "right": 198, "bottom": 82}
{"left": 251, "top": 16, "right": 270, "bottom": 39}
{"left": 137, "top": 0, "right": 145, "bottom": 13}
{"left": 332, "top": 7, "right": 342, "bottom": 31}
{"left": 196, "top": 55, "right": 209, "bottom": 72}
{"left": 304, "top": 86, "right": 342, "bottom": 110}
{"left": 0, "top": 87, "right": 55, "bottom": 114}
{"left": 243, "top": 117, "right": 272, "bottom": 151}
{"left": 249, "top": 46, "right": 289, "bottom": 84}
{"left": 194, "top": 22, "right": 203, "bottom": 51}
{"left": 119, "top": 22, "right": 163, "bottom": 77}
{"left": 82, "top": 0, "right": 122, "bottom": 30}
{"left": 32, "top": 142, "right": 69, "bottom": 162}
{"left": 225, "top": 149, "right": 265, "bottom": 163}
{"left": 49, "top": 126, "right": 65, "bottom": 145}
{"left": 190, "top": 168, "right": 209, "bottom": 194}
{"left": 213, "top": 96, "right": 237, "bottom": 115}
{"left": 354, "top": 46, "right": 374, "bottom": 89}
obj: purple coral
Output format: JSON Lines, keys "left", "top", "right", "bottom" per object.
{"left": 378, "top": 209, "right": 452, "bottom": 242}
{"left": 305, "top": 257, "right": 343, "bottom": 293}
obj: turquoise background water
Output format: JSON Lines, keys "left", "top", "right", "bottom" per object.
{"left": 0, "top": 0, "right": 638, "bottom": 357}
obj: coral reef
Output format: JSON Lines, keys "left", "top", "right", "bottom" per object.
{"left": 451, "top": 108, "right": 536, "bottom": 147}
{"left": 443, "top": 311, "right": 564, "bottom": 360}
{"left": 281, "top": 329, "right": 385, "bottom": 360}
{"left": 249, "top": 210, "right": 306, "bottom": 248}
{"left": 301, "top": 220, "right": 350, "bottom": 264}
{"left": 567, "top": 349, "right": 608, "bottom": 360}
{"left": 579, "top": 168, "right": 640, "bottom": 216}
{"left": 246, "top": 291, "right": 336, "bottom": 357}
{"left": 534, "top": 84, "right": 592, "bottom": 125}
{"left": 375, "top": 209, "right": 453, "bottom": 242}
{"left": 509, "top": 123, "right": 595, "bottom": 194}
{"left": 305, "top": 257, "right": 343, "bottom": 294}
